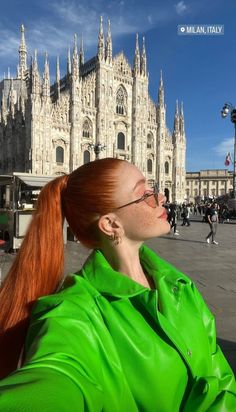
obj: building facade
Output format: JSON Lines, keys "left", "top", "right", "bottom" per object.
{"left": 0, "top": 20, "right": 186, "bottom": 202}
{"left": 186, "top": 169, "right": 233, "bottom": 203}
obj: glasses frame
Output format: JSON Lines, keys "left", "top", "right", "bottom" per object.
{"left": 114, "top": 183, "right": 159, "bottom": 210}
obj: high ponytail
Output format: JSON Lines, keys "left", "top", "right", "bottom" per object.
{"left": 0, "top": 174, "right": 68, "bottom": 378}
{"left": 0, "top": 157, "right": 126, "bottom": 378}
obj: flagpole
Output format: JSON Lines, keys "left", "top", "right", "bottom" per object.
{"left": 221, "top": 102, "right": 236, "bottom": 199}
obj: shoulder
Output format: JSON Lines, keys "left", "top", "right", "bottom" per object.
{"left": 25, "top": 275, "right": 103, "bottom": 367}
{"left": 29, "top": 275, "right": 101, "bottom": 334}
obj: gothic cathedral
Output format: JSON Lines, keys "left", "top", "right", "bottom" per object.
{"left": 0, "top": 19, "right": 186, "bottom": 202}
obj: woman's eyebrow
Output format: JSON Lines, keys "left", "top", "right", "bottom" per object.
{"left": 132, "top": 178, "right": 146, "bottom": 192}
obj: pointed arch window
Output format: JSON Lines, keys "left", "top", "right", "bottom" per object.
{"left": 83, "top": 150, "right": 90, "bottom": 164}
{"left": 147, "top": 159, "right": 152, "bottom": 173}
{"left": 56, "top": 146, "right": 64, "bottom": 164}
{"left": 165, "top": 161, "right": 169, "bottom": 175}
{"left": 147, "top": 133, "right": 153, "bottom": 149}
{"left": 117, "top": 132, "right": 125, "bottom": 150}
{"left": 116, "top": 86, "right": 127, "bottom": 115}
{"left": 82, "top": 118, "right": 92, "bottom": 138}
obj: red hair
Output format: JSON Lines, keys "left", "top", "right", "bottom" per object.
{"left": 0, "top": 157, "right": 124, "bottom": 378}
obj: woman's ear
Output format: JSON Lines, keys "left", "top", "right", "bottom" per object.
{"left": 98, "top": 214, "right": 123, "bottom": 237}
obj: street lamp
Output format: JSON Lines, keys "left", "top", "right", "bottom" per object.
{"left": 88, "top": 142, "right": 106, "bottom": 160}
{"left": 221, "top": 102, "right": 236, "bottom": 199}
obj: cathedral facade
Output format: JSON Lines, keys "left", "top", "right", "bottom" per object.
{"left": 0, "top": 19, "right": 186, "bottom": 202}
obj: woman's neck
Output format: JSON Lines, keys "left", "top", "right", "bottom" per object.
{"left": 100, "top": 241, "right": 154, "bottom": 289}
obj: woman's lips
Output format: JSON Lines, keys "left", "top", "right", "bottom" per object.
{"left": 158, "top": 209, "right": 167, "bottom": 220}
{"left": 158, "top": 210, "right": 168, "bottom": 219}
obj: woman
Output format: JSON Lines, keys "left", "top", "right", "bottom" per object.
{"left": 0, "top": 158, "right": 235, "bottom": 411}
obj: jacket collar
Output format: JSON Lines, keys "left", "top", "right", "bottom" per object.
{"left": 80, "top": 244, "right": 188, "bottom": 298}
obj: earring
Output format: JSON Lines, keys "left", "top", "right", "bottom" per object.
{"left": 113, "top": 234, "right": 122, "bottom": 246}
{"left": 108, "top": 233, "right": 122, "bottom": 245}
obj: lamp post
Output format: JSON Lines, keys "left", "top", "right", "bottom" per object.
{"left": 88, "top": 142, "right": 106, "bottom": 160}
{"left": 221, "top": 102, "right": 236, "bottom": 199}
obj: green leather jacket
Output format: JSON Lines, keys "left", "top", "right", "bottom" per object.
{"left": 0, "top": 245, "right": 235, "bottom": 411}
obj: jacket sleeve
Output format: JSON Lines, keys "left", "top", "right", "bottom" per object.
{"left": 0, "top": 366, "right": 102, "bottom": 412}
{"left": 184, "top": 283, "right": 236, "bottom": 412}
{"left": 0, "top": 299, "right": 104, "bottom": 412}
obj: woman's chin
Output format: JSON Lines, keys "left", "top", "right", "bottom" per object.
{"left": 151, "top": 221, "right": 171, "bottom": 239}
{"left": 163, "top": 221, "right": 171, "bottom": 234}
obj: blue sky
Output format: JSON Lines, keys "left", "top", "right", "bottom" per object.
{"left": 0, "top": 0, "right": 235, "bottom": 171}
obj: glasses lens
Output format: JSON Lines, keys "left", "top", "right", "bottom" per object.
{"left": 145, "top": 183, "right": 159, "bottom": 208}
{"left": 144, "top": 191, "right": 158, "bottom": 208}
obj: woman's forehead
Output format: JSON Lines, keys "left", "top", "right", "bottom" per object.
{"left": 118, "top": 163, "right": 145, "bottom": 191}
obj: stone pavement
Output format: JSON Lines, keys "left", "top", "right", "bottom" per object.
{"left": 1, "top": 216, "right": 236, "bottom": 373}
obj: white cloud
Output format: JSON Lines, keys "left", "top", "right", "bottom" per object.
{"left": 175, "top": 1, "right": 187, "bottom": 15}
{"left": 214, "top": 137, "right": 234, "bottom": 156}
{"left": 0, "top": 29, "right": 19, "bottom": 58}
{"left": 147, "top": 15, "right": 153, "bottom": 24}
{"left": 0, "top": 0, "right": 186, "bottom": 77}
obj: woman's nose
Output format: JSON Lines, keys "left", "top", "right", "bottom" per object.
{"left": 158, "top": 193, "right": 166, "bottom": 206}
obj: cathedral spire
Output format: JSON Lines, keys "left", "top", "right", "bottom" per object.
{"left": 98, "top": 15, "right": 105, "bottom": 61}
{"left": 158, "top": 70, "right": 164, "bottom": 106}
{"left": 67, "top": 47, "right": 71, "bottom": 75}
{"left": 173, "top": 100, "right": 180, "bottom": 140}
{"left": 105, "top": 19, "right": 112, "bottom": 64}
{"left": 180, "top": 101, "right": 185, "bottom": 137}
{"left": 1, "top": 93, "right": 7, "bottom": 124}
{"left": 160, "top": 69, "right": 163, "bottom": 88}
{"left": 56, "top": 56, "right": 60, "bottom": 84}
{"left": 42, "top": 52, "right": 50, "bottom": 98}
{"left": 32, "top": 50, "right": 41, "bottom": 95}
{"left": 133, "top": 33, "right": 140, "bottom": 76}
{"left": 72, "top": 34, "right": 79, "bottom": 79}
{"left": 19, "top": 78, "right": 25, "bottom": 116}
{"left": 56, "top": 56, "right": 60, "bottom": 100}
{"left": 140, "top": 36, "right": 147, "bottom": 77}
{"left": 9, "top": 78, "right": 15, "bottom": 117}
{"left": 175, "top": 99, "right": 179, "bottom": 116}
{"left": 34, "top": 49, "right": 38, "bottom": 70}
{"left": 79, "top": 34, "right": 85, "bottom": 66}
{"left": 18, "top": 24, "right": 27, "bottom": 79}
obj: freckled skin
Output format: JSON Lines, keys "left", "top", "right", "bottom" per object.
{"left": 115, "top": 162, "right": 170, "bottom": 242}
{"left": 98, "top": 161, "right": 170, "bottom": 286}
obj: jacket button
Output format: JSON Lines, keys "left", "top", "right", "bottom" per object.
{"left": 172, "top": 286, "right": 178, "bottom": 293}
{"left": 187, "top": 349, "right": 192, "bottom": 357}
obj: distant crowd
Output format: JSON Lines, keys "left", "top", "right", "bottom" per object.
{"left": 165, "top": 200, "right": 232, "bottom": 227}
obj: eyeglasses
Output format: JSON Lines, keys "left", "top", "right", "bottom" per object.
{"left": 115, "top": 183, "right": 159, "bottom": 210}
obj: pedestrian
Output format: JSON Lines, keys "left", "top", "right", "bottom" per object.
{"left": 221, "top": 203, "right": 230, "bottom": 223}
{"left": 206, "top": 202, "right": 219, "bottom": 245}
{"left": 0, "top": 159, "right": 235, "bottom": 411}
{"left": 181, "top": 204, "right": 190, "bottom": 226}
{"left": 202, "top": 203, "right": 210, "bottom": 223}
{"left": 168, "top": 203, "right": 179, "bottom": 235}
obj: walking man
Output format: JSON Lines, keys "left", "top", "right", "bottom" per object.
{"left": 181, "top": 204, "right": 190, "bottom": 226}
{"left": 206, "top": 202, "right": 219, "bottom": 245}
{"left": 168, "top": 204, "right": 179, "bottom": 235}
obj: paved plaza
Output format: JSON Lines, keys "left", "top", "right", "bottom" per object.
{"left": 1, "top": 216, "right": 236, "bottom": 373}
